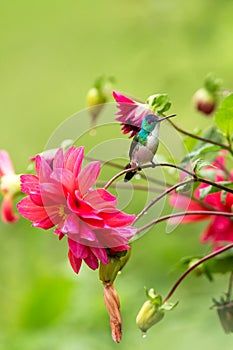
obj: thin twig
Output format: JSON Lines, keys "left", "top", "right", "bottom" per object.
{"left": 85, "top": 155, "right": 172, "bottom": 187}
{"left": 163, "top": 244, "right": 233, "bottom": 303}
{"left": 104, "top": 167, "right": 137, "bottom": 190}
{"left": 152, "top": 163, "right": 233, "bottom": 194}
{"left": 135, "top": 210, "right": 233, "bottom": 238}
{"left": 134, "top": 178, "right": 195, "bottom": 224}
{"left": 168, "top": 119, "right": 233, "bottom": 153}
{"left": 96, "top": 181, "right": 161, "bottom": 193}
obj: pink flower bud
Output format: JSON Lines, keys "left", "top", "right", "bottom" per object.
{"left": 193, "top": 88, "right": 216, "bottom": 115}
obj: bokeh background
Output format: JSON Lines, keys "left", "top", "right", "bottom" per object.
{"left": 1, "top": 0, "right": 233, "bottom": 349}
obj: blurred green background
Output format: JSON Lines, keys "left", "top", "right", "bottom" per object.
{"left": 1, "top": 0, "right": 233, "bottom": 349}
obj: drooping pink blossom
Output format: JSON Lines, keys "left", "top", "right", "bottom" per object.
{"left": 113, "top": 91, "right": 153, "bottom": 137}
{"left": 0, "top": 150, "right": 20, "bottom": 223}
{"left": 169, "top": 154, "right": 233, "bottom": 247}
{"left": 17, "top": 146, "right": 136, "bottom": 274}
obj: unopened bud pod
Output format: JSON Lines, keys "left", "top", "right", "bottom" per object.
{"left": 86, "top": 76, "right": 115, "bottom": 134}
{"left": 86, "top": 87, "right": 107, "bottom": 133}
{"left": 193, "top": 88, "right": 216, "bottom": 115}
{"left": 99, "top": 257, "right": 122, "bottom": 284}
{"left": 193, "top": 74, "right": 221, "bottom": 116}
{"left": 99, "top": 249, "right": 131, "bottom": 284}
{"left": 136, "top": 288, "right": 178, "bottom": 334}
{"left": 136, "top": 299, "right": 164, "bottom": 333}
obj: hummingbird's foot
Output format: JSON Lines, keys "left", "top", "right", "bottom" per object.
{"left": 151, "top": 161, "right": 156, "bottom": 168}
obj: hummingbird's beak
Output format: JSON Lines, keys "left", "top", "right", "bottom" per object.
{"left": 158, "top": 114, "right": 176, "bottom": 122}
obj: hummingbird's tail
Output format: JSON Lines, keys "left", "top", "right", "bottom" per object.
{"left": 124, "top": 163, "right": 137, "bottom": 182}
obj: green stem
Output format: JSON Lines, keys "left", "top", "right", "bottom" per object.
{"left": 163, "top": 244, "right": 233, "bottom": 303}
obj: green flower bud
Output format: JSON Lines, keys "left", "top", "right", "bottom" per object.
{"left": 86, "top": 87, "right": 107, "bottom": 109}
{"left": 136, "top": 299, "right": 165, "bottom": 333}
{"left": 86, "top": 76, "right": 115, "bottom": 134}
{"left": 136, "top": 288, "right": 178, "bottom": 334}
{"left": 99, "top": 249, "right": 131, "bottom": 284}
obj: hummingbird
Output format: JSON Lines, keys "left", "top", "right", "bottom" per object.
{"left": 124, "top": 114, "right": 175, "bottom": 182}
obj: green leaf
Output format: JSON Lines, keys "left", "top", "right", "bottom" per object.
{"left": 215, "top": 94, "right": 233, "bottom": 137}
{"left": 180, "top": 144, "right": 220, "bottom": 168}
{"left": 191, "top": 158, "right": 216, "bottom": 175}
{"left": 180, "top": 250, "right": 233, "bottom": 279}
{"left": 158, "top": 101, "right": 171, "bottom": 114}
{"left": 161, "top": 300, "right": 179, "bottom": 311}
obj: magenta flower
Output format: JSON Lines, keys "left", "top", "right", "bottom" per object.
{"left": 113, "top": 91, "right": 153, "bottom": 137}
{"left": 0, "top": 150, "right": 20, "bottom": 223}
{"left": 17, "top": 146, "right": 136, "bottom": 274}
{"left": 169, "top": 154, "right": 233, "bottom": 247}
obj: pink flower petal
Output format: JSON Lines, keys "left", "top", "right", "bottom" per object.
{"left": 50, "top": 168, "right": 75, "bottom": 195}
{"left": 201, "top": 217, "right": 233, "bottom": 244}
{"left": 59, "top": 213, "right": 80, "bottom": 234}
{"left": 36, "top": 155, "right": 52, "bottom": 182}
{"left": 98, "top": 210, "right": 135, "bottom": 227}
{"left": 113, "top": 90, "right": 136, "bottom": 104}
{"left": 84, "top": 189, "right": 117, "bottom": 209}
{"left": 68, "top": 249, "right": 82, "bottom": 274}
{"left": 68, "top": 238, "right": 89, "bottom": 259}
{"left": 0, "top": 150, "right": 15, "bottom": 176}
{"left": 1, "top": 194, "right": 18, "bottom": 223}
{"left": 78, "top": 161, "right": 101, "bottom": 196}
{"left": 169, "top": 194, "right": 209, "bottom": 223}
{"left": 84, "top": 250, "right": 99, "bottom": 270}
{"left": 113, "top": 90, "right": 153, "bottom": 137}
{"left": 64, "top": 146, "right": 84, "bottom": 177}
{"left": 67, "top": 192, "right": 93, "bottom": 213}
{"left": 53, "top": 148, "right": 64, "bottom": 169}
{"left": 91, "top": 247, "right": 109, "bottom": 264}
{"left": 20, "top": 174, "right": 39, "bottom": 194}
{"left": 32, "top": 216, "right": 55, "bottom": 230}
{"left": 17, "top": 196, "right": 50, "bottom": 222}
{"left": 94, "top": 227, "right": 135, "bottom": 248}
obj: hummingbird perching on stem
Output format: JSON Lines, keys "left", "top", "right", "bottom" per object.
{"left": 124, "top": 114, "right": 176, "bottom": 182}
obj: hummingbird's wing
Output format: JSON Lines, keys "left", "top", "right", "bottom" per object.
{"left": 129, "top": 135, "right": 140, "bottom": 159}
{"left": 113, "top": 91, "right": 154, "bottom": 138}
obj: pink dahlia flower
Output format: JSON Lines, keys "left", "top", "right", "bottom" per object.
{"left": 0, "top": 150, "right": 20, "bottom": 223}
{"left": 169, "top": 154, "right": 233, "bottom": 247}
{"left": 17, "top": 146, "right": 136, "bottom": 274}
{"left": 113, "top": 91, "right": 153, "bottom": 137}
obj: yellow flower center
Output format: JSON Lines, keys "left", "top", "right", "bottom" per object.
{"left": 58, "top": 205, "right": 67, "bottom": 220}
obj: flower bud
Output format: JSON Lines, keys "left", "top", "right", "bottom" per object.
{"left": 136, "top": 288, "right": 178, "bottom": 334}
{"left": 193, "top": 88, "right": 216, "bottom": 115}
{"left": 86, "top": 76, "right": 114, "bottom": 133}
{"left": 193, "top": 74, "right": 221, "bottom": 115}
{"left": 1, "top": 174, "right": 21, "bottom": 197}
{"left": 211, "top": 297, "right": 233, "bottom": 333}
{"left": 99, "top": 257, "right": 123, "bottom": 284}
{"left": 136, "top": 299, "right": 165, "bottom": 333}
